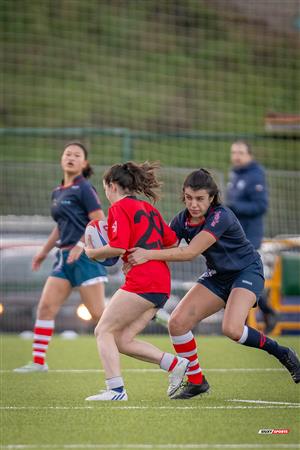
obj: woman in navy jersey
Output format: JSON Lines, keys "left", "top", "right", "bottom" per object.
{"left": 129, "top": 168, "right": 300, "bottom": 399}
{"left": 84, "top": 162, "right": 189, "bottom": 401}
{"left": 14, "top": 142, "right": 107, "bottom": 373}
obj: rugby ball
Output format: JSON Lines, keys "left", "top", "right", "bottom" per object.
{"left": 85, "top": 220, "right": 119, "bottom": 266}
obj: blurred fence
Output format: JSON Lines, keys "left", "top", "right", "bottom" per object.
{"left": 1, "top": 128, "right": 299, "bottom": 237}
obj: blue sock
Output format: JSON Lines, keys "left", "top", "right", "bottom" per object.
{"left": 112, "top": 386, "right": 124, "bottom": 393}
{"left": 238, "top": 326, "right": 287, "bottom": 360}
{"left": 106, "top": 376, "right": 125, "bottom": 392}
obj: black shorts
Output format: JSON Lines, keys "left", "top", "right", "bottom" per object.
{"left": 138, "top": 292, "right": 169, "bottom": 308}
{"left": 197, "top": 259, "right": 265, "bottom": 304}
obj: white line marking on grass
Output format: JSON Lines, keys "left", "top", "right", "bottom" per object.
{"left": 1, "top": 443, "right": 299, "bottom": 449}
{"left": 228, "top": 399, "right": 300, "bottom": 406}
{"left": 1, "top": 405, "right": 299, "bottom": 411}
{"left": 3, "top": 368, "right": 286, "bottom": 374}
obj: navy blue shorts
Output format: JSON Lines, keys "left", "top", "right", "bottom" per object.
{"left": 51, "top": 249, "right": 108, "bottom": 288}
{"left": 197, "top": 259, "right": 265, "bottom": 304}
{"left": 138, "top": 292, "right": 169, "bottom": 308}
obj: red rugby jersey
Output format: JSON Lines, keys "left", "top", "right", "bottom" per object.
{"left": 107, "top": 196, "right": 178, "bottom": 295}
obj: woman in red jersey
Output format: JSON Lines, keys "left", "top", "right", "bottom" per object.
{"left": 84, "top": 161, "right": 189, "bottom": 401}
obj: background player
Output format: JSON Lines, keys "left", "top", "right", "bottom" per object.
{"left": 226, "top": 140, "right": 277, "bottom": 333}
{"left": 84, "top": 161, "right": 189, "bottom": 401}
{"left": 129, "top": 168, "right": 300, "bottom": 399}
{"left": 14, "top": 142, "right": 107, "bottom": 373}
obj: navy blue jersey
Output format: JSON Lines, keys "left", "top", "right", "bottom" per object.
{"left": 170, "top": 205, "right": 260, "bottom": 274}
{"left": 51, "top": 175, "right": 102, "bottom": 248}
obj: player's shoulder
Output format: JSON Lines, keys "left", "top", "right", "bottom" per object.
{"left": 52, "top": 185, "right": 61, "bottom": 193}
{"left": 206, "top": 205, "right": 235, "bottom": 222}
{"left": 76, "top": 176, "right": 93, "bottom": 189}
{"left": 78, "top": 178, "right": 100, "bottom": 200}
{"left": 51, "top": 182, "right": 63, "bottom": 197}
{"left": 110, "top": 196, "right": 138, "bottom": 215}
{"left": 207, "top": 204, "right": 228, "bottom": 215}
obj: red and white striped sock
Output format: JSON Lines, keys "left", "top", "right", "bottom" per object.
{"left": 170, "top": 331, "right": 203, "bottom": 384}
{"left": 160, "top": 352, "right": 179, "bottom": 372}
{"left": 32, "top": 319, "right": 54, "bottom": 365}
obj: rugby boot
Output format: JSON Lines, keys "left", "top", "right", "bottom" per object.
{"left": 167, "top": 357, "right": 190, "bottom": 397}
{"left": 14, "top": 362, "right": 48, "bottom": 373}
{"left": 170, "top": 376, "right": 210, "bottom": 399}
{"left": 278, "top": 348, "right": 300, "bottom": 383}
{"left": 85, "top": 389, "right": 128, "bottom": 401}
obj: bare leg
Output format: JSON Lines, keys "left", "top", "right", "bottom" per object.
{"left": 222, "top": 287, "right": 256, "bottom": 340}
{"left": 94, "top": 289, "right": 163, "bottom": 378}
{"left": 79, "top": 281, "right": 105, "bottom": 323}
{"left": 37, "top": 276, "right": 72, "bottom": 319}
{"left": 169, "top": 283, "right": 225, "bottom": 335}
{"left": 115, "top": 307, "right": 164, "bottom": 363}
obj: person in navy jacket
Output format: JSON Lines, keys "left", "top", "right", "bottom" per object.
{"left": 226, "top": 140, "right": 277, "bottom": 333}
{"left": 226, "top": 140, "right": 268, "bottom": 249}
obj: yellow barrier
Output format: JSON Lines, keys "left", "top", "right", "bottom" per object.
{"left": 248, "top": 245, "right": 300, "bottom": 335}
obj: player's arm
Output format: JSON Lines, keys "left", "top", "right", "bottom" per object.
{"left": 89, "top": 209, "right": 105, "bottom": 221}
{"left": 32, "top": 226, "right": 59, "bottom": 271}
{"left": 85, "top": 244, "right": 125, "bottom": 260}
{"left": 128, "top": 230, "right": 216, "bottom": 265}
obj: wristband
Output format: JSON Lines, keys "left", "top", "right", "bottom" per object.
{"left": 76, "top": 241, "right": 85, "bottom": 249}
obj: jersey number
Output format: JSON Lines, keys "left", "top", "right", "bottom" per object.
{"left": 134, "top": 210, "right": 164, "bottom": 250}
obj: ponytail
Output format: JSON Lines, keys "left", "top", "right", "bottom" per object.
{"left": 104, "top": 161, "right": 162, "bottom": 202}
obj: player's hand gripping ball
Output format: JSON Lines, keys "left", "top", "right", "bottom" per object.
{"left": 85, "top": 220, "right": 119, "bottom": 266}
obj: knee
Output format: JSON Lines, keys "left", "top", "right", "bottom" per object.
{"left": 169, "top": 312, "right": 186, "bottom": 336}
{"left": 94, "top": 318, "right": 118, "bottom": 341}
{"left": 222, "top": 321, "right": 243, "bottom": 341}
{"left": 37, "top": 302, "right": 56, "bottom": 319}
{"left": 94, "top": 321, "right": 106, "bottom": 339}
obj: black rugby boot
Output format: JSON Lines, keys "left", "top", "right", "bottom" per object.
{"left": 170, "top": 376, "right": 210, "bottom": 400}
{"left": 279, "top": 348, "right": 300, "bottom": 383}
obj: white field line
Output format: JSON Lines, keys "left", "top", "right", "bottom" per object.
{"left": 228, "top": 399, "right": 300, "bottom": 406}
{"left": 2, "top": 368, "right": 286, "bottom": 374}
{"left": 1, "top": 405, "right": 299, "bottom": 411}
{"left": 0, "top": 444, "right": 300, "bottom": 449}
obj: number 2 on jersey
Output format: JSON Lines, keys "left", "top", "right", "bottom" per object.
{"left": 134, "top": 210, "right": 164, "bottom": 250}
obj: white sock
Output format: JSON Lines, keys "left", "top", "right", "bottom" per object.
{"left": 106, "top": 376, "right": 124, "bottom": 391}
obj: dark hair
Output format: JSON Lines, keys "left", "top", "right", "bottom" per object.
{"left": 103, "top": 161, "right": 161, "bottom": 202}
{"left": 63, "top": 141, "right": 94, "bottom": 178}
{"left": 232, "top": 140, "right": 253, "bottom": 155}
{"left": 182, "top": 168, "right": 221, "bottom": 206}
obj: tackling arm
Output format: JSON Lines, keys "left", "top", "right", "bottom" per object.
{"left": 128, "top": 231, "right": 216, "bottom": 265}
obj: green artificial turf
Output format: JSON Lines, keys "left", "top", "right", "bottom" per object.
{"left": 1, "top": 334, "right": 299, "bottom": 449}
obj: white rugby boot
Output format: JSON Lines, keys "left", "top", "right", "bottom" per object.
{"left": 14, "top": 362, "right": 48, "bottom": 373}
{"left": 167, "top": 357, "right": 189, "bottom": 397}
{"left": 85, "top": 389, "right": 128, "bottom": 401}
